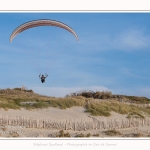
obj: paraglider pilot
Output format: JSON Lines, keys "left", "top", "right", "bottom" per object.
{"left": 39, "top": 74, "right": 48, "bottom": 83}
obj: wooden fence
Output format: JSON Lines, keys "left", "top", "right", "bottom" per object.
{"left": 0, "top": 114, "right": 150, "bottom": 131}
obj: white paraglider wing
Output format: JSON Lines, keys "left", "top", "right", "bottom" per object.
{"left": 10, "top": 19, "right": 79, "bottom": 42}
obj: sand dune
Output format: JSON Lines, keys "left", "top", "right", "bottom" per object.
{"left": 0, "top": 107, "right": 150, "bottom": 138}
{"left": 0, "top": 107, "right": 90, "bottom": 120}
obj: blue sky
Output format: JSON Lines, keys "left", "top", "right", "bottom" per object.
{"left": 1, "top": 12, "right": 150, "bottom": 97}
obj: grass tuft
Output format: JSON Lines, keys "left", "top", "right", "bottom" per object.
{"left": 57, "top": 130, "right": 71, "bottom": 137}
{"left": 104, "top": 129, "right": 121, "bottom": 136}
{"left": 132, "top": 133, "right": 143, "bottom": 137}
{"left": 76, "top": 133, "right": 85, "bottom": 137}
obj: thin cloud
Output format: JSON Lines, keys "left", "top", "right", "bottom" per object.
{"left": 121, "top": 68, "right": 150, "bottom": 80}
{"left": 113, "top": 29, "right": 150, "bottom": 50}
{"left": 79, "top": 28, "right": 150, "bottom": 52}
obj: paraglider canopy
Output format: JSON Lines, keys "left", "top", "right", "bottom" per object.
{"left": 9, "top": 19, "right": 79, "bottom": 83}
{"left": 10, "top": 19, "right": 79, "bottom": 42}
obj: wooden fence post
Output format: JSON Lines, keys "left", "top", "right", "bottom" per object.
{"left": 0, "top": 114, "right": 150, "bottom": 131}
{"left": 74, "top": 120, "right": 76, "bottom": 131}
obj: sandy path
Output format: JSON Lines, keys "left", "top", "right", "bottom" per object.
{"left": 0, "top": 107, "right": 91, "bottom": 120}
{"left": 0, "top": 107, "right": 127, "bottom": 121}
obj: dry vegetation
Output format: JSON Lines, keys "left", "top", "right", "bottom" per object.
{"left": 104, "top": 129, "right": 121, "bottom": 136}
{"left": 0, "top": 88, "right": 150, "bottom": 118}
{"left": 1, "top": 88, "right": 150, "bottom": 138}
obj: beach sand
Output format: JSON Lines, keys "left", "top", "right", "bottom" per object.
{"left": 0, "top": 107, "right": 150, "bottom": 138}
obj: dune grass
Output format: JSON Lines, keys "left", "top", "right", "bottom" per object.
{"left": 0, "top": 95, "right": 87, "bottom": 110}
{"left": 0, "top": 97, "right": 20, "bottom": 110}
{"left": 21, "top": 97, "right": 86, "bottom": 110}
{"left": 47, "top": 97, "right": 86, "bottom": 109}
{"left": 1, "top": 95, "right": 150, "bottom": 118}
{"left": 127, "top": 111, "right": 145, "bottom": 119}
{"left": 56, "top": 130, "right": 71, "bottom": 137}
{"left": 0, "top": 102, "right": 20, "bottom": 110}
{"left": 85, "top": 100, "right": 150, "bottom": 117}
{"left": 132, "top": 133, "right": 143, "bottom": 137}
{"left": 0, "top": 88, "right": 150, "bottom": 118}
{"left": 124, "top": 96, "right": 150, "bottom": 104}
{"left": 104, "top": 129, "right": 121, "bottom": 136}
{"left": 85, "top": 102, "right": 111, "bottom": 116}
